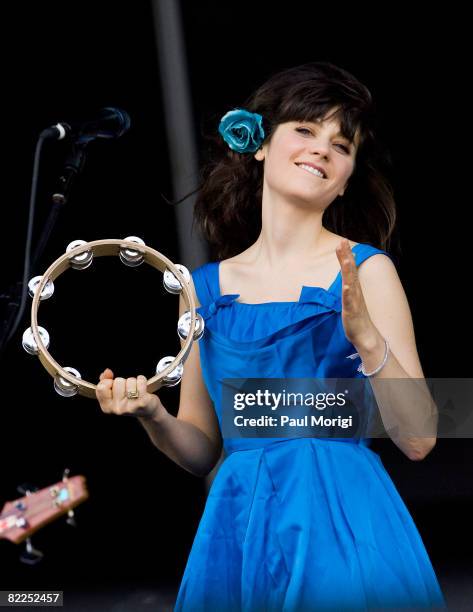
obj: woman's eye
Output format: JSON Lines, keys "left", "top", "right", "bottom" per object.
{"left": 295, "top": 128, "right": 350, "bottom": 153}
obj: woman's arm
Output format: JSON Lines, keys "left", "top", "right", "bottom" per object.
{"left": 138, "top": 408, "right": 222, "bottom": 477}
{"left": 354, "top": 253, "right": 438, "bottom": 461}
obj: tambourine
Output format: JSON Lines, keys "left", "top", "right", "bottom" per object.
{"left": 22, "top": 237, "right": 204, "bottom": 399}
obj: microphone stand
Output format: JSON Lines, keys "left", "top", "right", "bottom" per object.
{"left": 31, "top": 143, "right": 88, "bottom": 273}
{"left": 0, "top": 141, "right": 88, "bottom": 357}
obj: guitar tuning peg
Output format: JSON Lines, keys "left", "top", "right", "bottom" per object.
{"left": 66, "top": 509, "right": 76, "bottom": 528}
{"left": 62, "top": 469, "right": 77, "bottom": 526}
{"left": 16, "top": 483, "right": 38, "bottom": 496}
{"left": 19, "top": 537, "right": 44, "bottom": 565}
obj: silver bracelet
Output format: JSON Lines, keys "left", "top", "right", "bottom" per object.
{"left": 360, "top": 338, "right": 390, "bottom": 377}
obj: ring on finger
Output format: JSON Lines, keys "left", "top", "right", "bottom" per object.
{"left": 126, "top": 385, "right": 140, "bottom": 400}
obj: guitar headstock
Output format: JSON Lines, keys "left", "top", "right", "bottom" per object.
{"left": 0, "top": 475, "right": 88, "bottom": 544}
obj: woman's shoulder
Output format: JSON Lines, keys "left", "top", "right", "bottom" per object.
{"left": 324, "top": 233, "right": 392, "bottom": 256}
{"left": 191, "top": 262, "right": 219, "bottom": 307}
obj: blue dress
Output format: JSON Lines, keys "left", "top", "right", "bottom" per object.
{"left": 174, "top": 243, "right": 446, "bottom": 611}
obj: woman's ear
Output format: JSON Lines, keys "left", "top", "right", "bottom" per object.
{"left": 254, "top": 147, "right": 265, "bottom": 162}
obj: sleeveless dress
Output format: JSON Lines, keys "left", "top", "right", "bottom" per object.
{"left": 174, "top": 243, "right": 446, "bottom": 612}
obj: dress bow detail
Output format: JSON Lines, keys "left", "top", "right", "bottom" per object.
{"left": 298, "top": 286, "right": 342, "bottom": 313}
{"left": 196, "top": 293, "right": 241, "bottom": 321}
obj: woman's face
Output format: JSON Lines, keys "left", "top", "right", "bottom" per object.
{"left": 254, "top": 110, "right": 359, "bottom": 208}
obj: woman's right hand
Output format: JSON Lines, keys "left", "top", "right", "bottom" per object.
{"left": 96, "top": 368, "right": 166, "bottom": 421}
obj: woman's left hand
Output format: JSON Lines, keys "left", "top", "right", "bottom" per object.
{"left": 337, "top": 239, "right": 377, "bottom": 348}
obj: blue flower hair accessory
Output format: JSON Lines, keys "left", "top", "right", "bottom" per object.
{"left": 218, "top": 108, "right": 265, "bottom": 153}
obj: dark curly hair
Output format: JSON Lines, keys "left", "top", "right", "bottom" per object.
{"left": 170, "top": 61, "right": 400, "bottom": 264}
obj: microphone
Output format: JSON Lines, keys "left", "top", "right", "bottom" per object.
{"left": 41, "top": 107, "right": 131, "bottom": 143}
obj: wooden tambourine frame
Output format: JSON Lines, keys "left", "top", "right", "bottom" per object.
{"left": 27, "top": 239, "right": 198, "bottom": 399}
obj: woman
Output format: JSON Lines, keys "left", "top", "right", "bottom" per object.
{"left": 96, "top": 61, "right": 446, "bottom": 611}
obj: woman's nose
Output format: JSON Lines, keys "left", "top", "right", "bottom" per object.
{"left": 312, "top": 141, "right": 329, "bottom": 157}
{"left": 310, "top": 140, "right": 330, "bottom": 157}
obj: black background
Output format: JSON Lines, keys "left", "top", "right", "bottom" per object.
{"left": 0, "top": 2, "right": 471, "bottom": 610}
